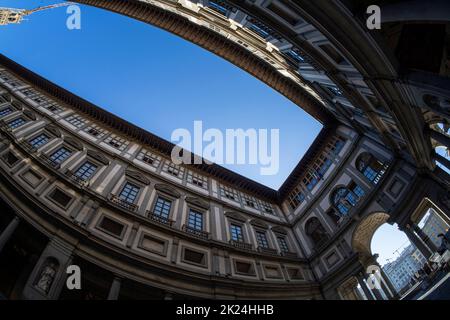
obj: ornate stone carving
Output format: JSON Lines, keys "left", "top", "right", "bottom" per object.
{"left": 34, "top": 257, "right": 59, "bottom": 294}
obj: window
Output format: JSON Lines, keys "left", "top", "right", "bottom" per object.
{"left": 277, "top": 236, "right": 289, "bottom": 253}
{"left": 356, "top": 152, "right": 387, "bottom": 184}
{"left": 246, "top": 17, "right": 282, "bottom": 40}
{"left": 207, "top": 0, "right": 233, "bottom": 16}
{"left": 74, "top": 161, "right": 98, "bottom": 181}
{"left": 188, "top": 209, "right": 203, "bottom": 231}
{"left": 287, "top": 135, "right": 346, "bottom": 210}
{"left": 256, "top": 231, "right": 269, "bottom": 248}
{"left": 186, "top": 171, "right": 208, "bottom": 189}
{"left": 153, "top": 196, "right": 172, "bottom": 219}
{"left": 288, "top": 186, "right": 305, "bottom": 210}
{"left": 220, "top": 185, "right": 240, "bottom": 201}
{"left": 248, "top": 23, "right": 270, "bottom": 38}
{"left": 50, "top": 147, "right": 72, "bottom": 164}
{"left": 45, "top": 104, "right": 63, "bottom": 114}
{"left": 260, "top": 201, "right": 274, "bottom": 214}
{"left": 84, "top": 124, "right": 108, "bottom": 139}
{"left": 104, "top": 134, "right": 129, "bottom": 150}
{"left": 137, "top": 148, "right": 161, "bottom": 167}
{"left": 331, "top": 183, "right": 364, "bottom": 216}
{"left": 230, "top": 224, "right": 244, "bottom": 242}
{"left": 243, "top": 194, "right": 258, "bottom": 209}
{"left": 7, "top": 117, "right": 26, "bottom": 129}
{"left": 0, "top": 107, "right": 12, "bottom": 117}
{"left": 29, "top": 133, "right": 50, "bottom": 148}
{"left": 65, "top": 114, "right": 87, "bottom": 128}
{"left": 285, "top": 48, "right": 305, "bottom": 64}
{"left": 119, "top": 182, "right": 140, "bottom": 204}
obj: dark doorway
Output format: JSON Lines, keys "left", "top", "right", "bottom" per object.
{"left": 0, "top": 200, "right": 48, "bottom": 300}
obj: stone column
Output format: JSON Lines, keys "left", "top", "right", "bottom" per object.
{"left": 403, "top": 226, "right": 433, "bottom": 258}
{"left": 379, "top": 267, "right": 398, "bottom": 299}
{"left": 107, "top": 276, "right": 122, "bottom": 300}
{"left": 366, "top": 274, "right": 384, "bottom": 300}
{"left": 0, "top": 216, "right": 20, "bottom": 253}
{"left": 356, "top": 273, "right": 374, "bottom": 300}
{"left": 411, "top": 224, "right": 438, "bottom": 252}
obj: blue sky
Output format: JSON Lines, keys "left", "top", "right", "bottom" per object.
{"left": 0, "top": 0, "right": 323, "bottom": 189}
{"left": 0, "top": 0, "right": 410, "bottom": 265}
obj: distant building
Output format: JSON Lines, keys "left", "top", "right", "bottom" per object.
{"left": 0, "top": 8, "right": 24, "bottom": 26}
{"left": 421, "top": 209, "right": 449, "bottom": 247}
{"left": 383, "top": 245, "right": 426, "bottom": 292}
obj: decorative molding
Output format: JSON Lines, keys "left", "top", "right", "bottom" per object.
{"left": 87, "top": 149, "right": 109, "bottom": 165}
{"left": 185, "top": 196, "right": 209, "bottom": 210}
{"left": 249, "top": 219, "right": 269, "bottom": 229}
{"left": 126, "top": 169, "right": 151, "bottom": 185}
{"left": 23, "top": 109, "right": 36, "bottom": 120}
{"left": 154, "top": 183, "right": 181, "bottom": 198}
{"left": 224, "top": 211, "right": 247, "bottom": 222}
{"left": 271, "top": 226, "right": 288, "bottom": 234}
{"left": 64, "top": 136, "right": 83, "bottom": 151}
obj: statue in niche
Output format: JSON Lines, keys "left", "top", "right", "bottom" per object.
{"left": 34, "top": 258, "right": 59, "bottom": 294}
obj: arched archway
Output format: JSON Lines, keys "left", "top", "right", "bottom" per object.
{"left": 348, "top": 212, "right": 401, "bottom": 300}
{"left": 351, "top": 212, "right": 390, "bottom": 258}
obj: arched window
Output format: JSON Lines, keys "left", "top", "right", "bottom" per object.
{"left": 305, "top": 217, "right": 329, "bottom": 247}
{"left": 331, "top": 183, "right": 365, "bottom": 216}
{"left": 355, "top": 152, "right": 386, "bottom": 184}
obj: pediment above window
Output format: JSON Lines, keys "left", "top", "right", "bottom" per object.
{"left": 46, "top": 125, "right": 61, "bottom": 137}
{"left": 271, "top": 226, "right": 287, "bottom": 234}
{"left": 224, "top": 211, "right": 247, "bottom": 222}
{"left": 249, "top": 219, "right": 268, "bottom": 229}
{"left": 126, "top": 169, "right": 151, "bottom": 185}
{"left": 154, "top": 183, "right": 181, "bottom": 198}
{"left": 64, "top": 136, "right": 83, "bottom": 150}
{"left": 23, "top": 109, "right": 36, "bottom": 120}
{"left": 185, "top": 197, "right": 209, "bottom": 210}
{"left": 87, "top": 149, "right": 110, "bottom": 165}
